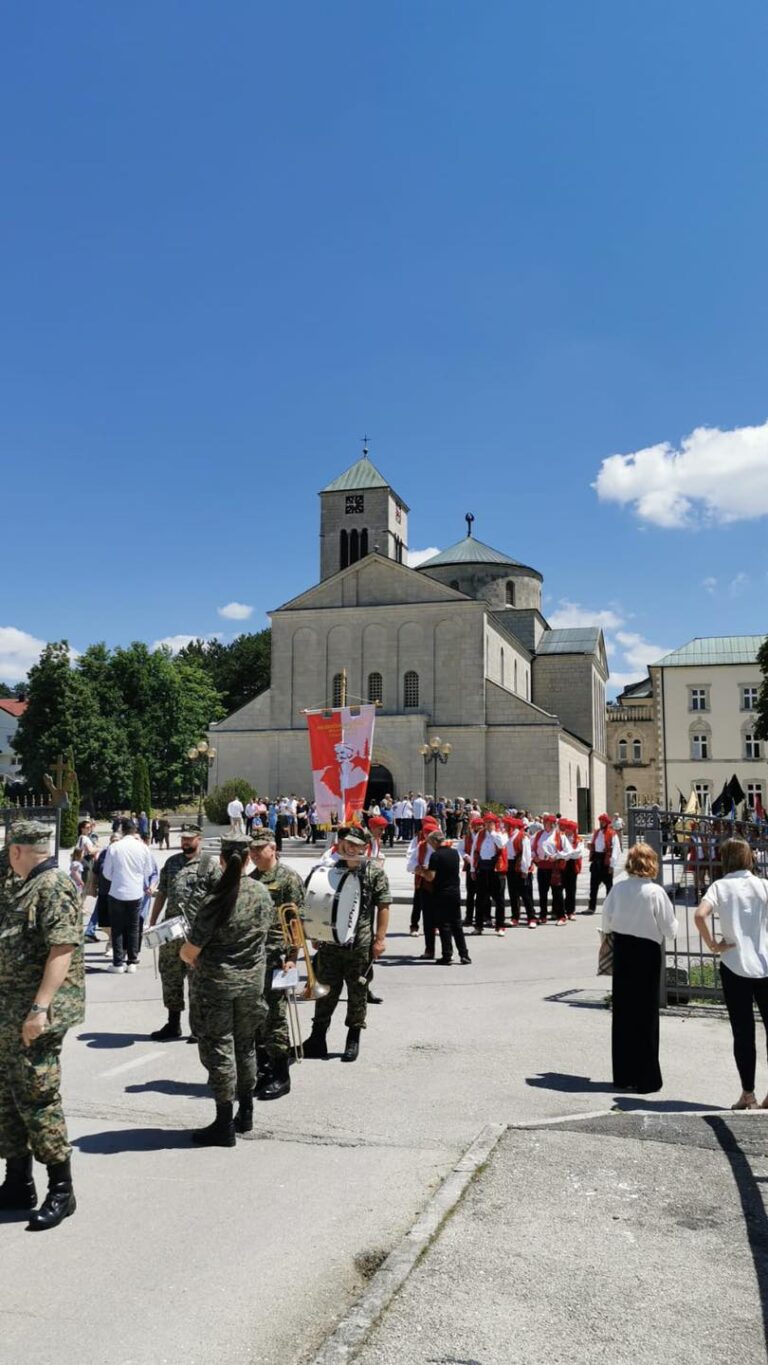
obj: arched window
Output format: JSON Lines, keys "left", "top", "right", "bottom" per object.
{"left": 690, "top": 724, "right": 711, "bottom": 760}
{"left": 506, "top": 580, "right": 515, "bottom": 605}
{"left": 632, "top": 739, "right": 642, "bottom": 762}
{"left": 500, "top": 649, "right": 505, "bottom": 686}
{"left": 626, "top": 785, "right": 638, "bottom": 812}
{"left": 349, "top": 528, "right": 359, "bottom": 564}
{"left": 360, "top": 528, "right": 369, "bottom": 557}
{"left": 340, "top": 529, "right": 349, "bottom": 570}
{"left": 403, "top": 670, "right": 419, "bottom": 709}
{"left": 368, "top": 671, "right": 383, "bottom": 705}
{"left": 332, "top": 673, "right": 345, "bottom": 707}
{"left": 618, "top": 739, "right": 628, "bottom": 762}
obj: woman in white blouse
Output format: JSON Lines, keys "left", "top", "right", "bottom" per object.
{"left": 694, "top": 838, "right": 768, "bottom": 1110}
{"left": 602, "top": 842, "right": 678, "bottom": 1093}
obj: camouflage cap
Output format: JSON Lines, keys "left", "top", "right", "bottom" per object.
{"left": 8, "top": 819, "right": 53, "bottom": 847}
{"left": 337, "top": 824, "right": 371, "bottom": 846}
{"left": 220, "top": 834, "right": 250, "bottom": 853}
{"left": 249, "top": 828, "right": 277, "bottom": 846}
{"left": 180, "top": 825, "right": 203, "bottom": 838}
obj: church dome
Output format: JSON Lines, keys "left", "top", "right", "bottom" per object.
{"left": 417, "top": 527, "right": 542, "bottom": 610}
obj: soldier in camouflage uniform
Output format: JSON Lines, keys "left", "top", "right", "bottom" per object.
{"left": 147, "top": 826, "right": 220, "bottom": 1041}
{"left": 248, "top": 829, "right": 305, "bottom": 1101}
{"left": 180, "top": 836, "right": 272, "bottom": 1145}
{"left": 303, "top": 825, "right": 391, "bottom": 1063}
{"left": 0, "top": 821, "right": 85, "bottom": 1231}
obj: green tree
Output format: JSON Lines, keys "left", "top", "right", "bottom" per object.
{"left": 756, "top": 637, "right": 768, "bottom": 743}
{"left": 179, "top": 630, "right": 270, "bottom": 715}
{"left": 59, "top": 747, "right": 80, "bottom": 847}
{"left": 131, "top": 755, "right": 152, "bottom": 817}
{"left": 204, "top": 779, "right": 255, "bottom": 826}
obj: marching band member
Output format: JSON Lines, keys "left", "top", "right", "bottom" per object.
{"left": 504, "top": 817, "right": 537, "bottom": 927}
{"left": 531, "top": 814, "right": 556, "bottom": 924}
{"left": 472, "top": 812, "right": 507, "bottom": 936}
{"left": 247, "top": 830, "right": 305, "bottom": 1102}
{"left": 302, "top": 826, "right": 391, "bottom": 1063}
{"left": 462, "top": 816, "right": 483, "bottom": 926}
{"left": 586, "top": 813, "right": 621, "bottom": 915}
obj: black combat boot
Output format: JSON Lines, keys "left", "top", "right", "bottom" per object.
{"left": 257, "top": 1054, "right": 291, "bottom": 1101}
{"left": 27, "top": 1158, "right": 76, "bottom": 1231}
{"left": 301, "top": 1023, "right": 329, "bottom": 1059}
{"left": 150, "top": 1010, "right": 182, "bottom": 1041}
{"left": 191, "top": 1102, "right": 236, "bottom": 1148}
{"left": 341, "top": 1027, "right": 361, "bottom": 1063}
{"left": 234, "top": 1095, "right": 254, "bottom": 1134}
{"left": 253, "top": 1047, "right": 272, "bottom": 1096}
{"left": 0, "top": 1154, "right": 37, "bottom": 1211}
{"left": 366, "top": 987, "right": 383, "bottom": 1005}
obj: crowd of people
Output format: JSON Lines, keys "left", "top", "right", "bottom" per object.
{"left": 3, "top": 795, "right": 768, "bottom": 1234}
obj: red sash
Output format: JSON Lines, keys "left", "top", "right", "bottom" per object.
{"left": 532, "top": 830, "right": 553, "bottom": 870}
{"left": 590, "top": 826, "right": 615, "bottom": 866}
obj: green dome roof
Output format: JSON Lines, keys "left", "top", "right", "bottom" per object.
{"left": 417, "top": 535, "right": 541, "bottom": 578}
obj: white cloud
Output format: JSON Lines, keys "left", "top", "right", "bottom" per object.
{"left": 593, "top": 419, "right": 768, "bottom": 528}
{"left": 702, "top": 577, "right": 718, "bottom": 594}
{"left": 407, "top": 547, "right": 440, "bottom": 569}
{"left": 729, "top": 572, "right": 749, "bottom": 597}
{"left": 152, "top": 633, "right": 222, "bottom": 654}
{"left": 0, "top": 627, "right": 48, "bottom": 683}
{"left": 547, "top": 599, "right": 624, "bottom": 632}
{"left": 615, "top": 630, "right": 670, "bottom": 674}
{"left": 218, "top": 602, "right": 253, "bottom": 620}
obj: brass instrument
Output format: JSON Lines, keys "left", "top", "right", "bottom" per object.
{"left": 277, "top": 902, "right": 329, "bottom": 1060}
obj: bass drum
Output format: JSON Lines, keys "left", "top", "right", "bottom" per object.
{"left": 303, "top": 863, "right": 362, "bottom": 947}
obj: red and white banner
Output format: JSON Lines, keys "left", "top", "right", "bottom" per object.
{"left": 306, "top": 705, "right": 376, "bottom": 824}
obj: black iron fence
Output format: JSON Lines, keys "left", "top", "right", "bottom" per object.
{"left": 628, "top": 805, "right": 768, "bottom": 1006}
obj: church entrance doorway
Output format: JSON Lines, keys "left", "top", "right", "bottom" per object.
{"left": 366, "top": 764, "right": 395, "bottom": 808}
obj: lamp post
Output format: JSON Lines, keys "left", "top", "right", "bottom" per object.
{"left": 187, "top": 740, "right": 217, "bottom": 828}
{"left": 419, "top": 736, "right": 452, "bottom": 802}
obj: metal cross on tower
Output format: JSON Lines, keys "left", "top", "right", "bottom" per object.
{"left": 465, "top": 512, "right": 475, "bottom": 537}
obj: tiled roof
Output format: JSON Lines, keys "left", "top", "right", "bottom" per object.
{"left": 418, "top": 536, "right": 539, "bottom": 574}
{"left": 0, "top": 699, "right": 27, "bottom": 718}
{"left": 321, "top": 457, "right": 393, "bottom": 494}
{"left": 536, "top": 627, "right": 601, "bottom": 656}
{"left": 653, "top": 636, "right": 766, "bottom": 667}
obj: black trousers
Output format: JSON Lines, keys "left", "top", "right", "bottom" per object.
{"left": 536, "top": 868, "right": 552, "bottom": 920}
{"left": 436, "top": 899, "right": 469, "bottom": 961}
{"left": 410, "top": 884, "right": 425, "bottom": 933}
{"left": 612, "top": 932, "right": 662, "bottom": 1093}
{"left": 475, "top": 867, "right": 505, "bottom": 929}
{"left": 589, "top": 861, "right": 613, "bottom": 911}
{"left": 463, "top": 871, "right": 476, "bottom": 924}
{"left": 562, "top": 863, "right": 578, "bottom": 918}
{"left": 720, "top": 963, "right": 768, "bottom": 1093}
{"left": 506, "top": 869, "right": 536, "bottom": 922}
{"left": 109, "top": 896, "right": 142, "bottom": 966}
{"left": 422, "top": 894, "right": 439, "bottom": 956}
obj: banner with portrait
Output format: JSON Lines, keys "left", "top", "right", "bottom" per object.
{"left": 306, "top": 705, "right": 376, "bottom": 824}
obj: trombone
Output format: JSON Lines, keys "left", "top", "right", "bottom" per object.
{"left": 277, "top": 903, "right": 329, "bottom": 1061}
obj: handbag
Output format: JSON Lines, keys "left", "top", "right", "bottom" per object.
{"left": 597, "top": 931, "right": 614, "bottom": 976}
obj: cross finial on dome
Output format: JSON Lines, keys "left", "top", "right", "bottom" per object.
{"left": 465, "top": 512, "right": 475, "bottom": 537}
{"left": 361, "top": 433, "right": 370, "bottom": 457}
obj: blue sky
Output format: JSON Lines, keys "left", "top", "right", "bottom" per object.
{"left": 2, "top": 1, "right": 767, "bottom": 693}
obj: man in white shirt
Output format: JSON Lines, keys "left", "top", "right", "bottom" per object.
{"left": 504, "top": 817, "right": 536, "bottom": 927}
{"left": 244, "top": 800, "right": 257, "bottom": 836}
{"left": 102, "top": 820, "right": 156, "bottom": 972}
{"left": 227, "top": 797, "right": 245, "bottom": 834}
{"left": 472, "top": 812, "right": 507, "bottom": 935}
{"left": 586, "top": 814, "right": 621, "bottom": 914}
{"left": 400, "top": 797, "right": 414, "bottom": 843}
{"left": 412, "top": 794, "right": 427, "bottom": 835}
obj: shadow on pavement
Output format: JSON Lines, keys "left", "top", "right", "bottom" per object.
{"left": 526, "top": 1071, "right": 616, "bottom": 1093}
{"left": 544, "top": 988, "right": 610, "bottom": 1010}
{"left": 125, "top": 1080, "right": 208, "bottom": 1098}
{"left": 73, "top": 1128, "right": 193, "bottom": 1153}
{"left": 615, "top": 1097, "right": 724, "bottom": 1113}
{"left": 76, "top": 1032, "right": 148, "bottom": 1049}
{"left": 706, "top": 1115, "right": 768, "bottom": 1355}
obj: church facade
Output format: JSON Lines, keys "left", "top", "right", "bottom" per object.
{"left": 209, "top": 454, "right": 609, "bottom": 820}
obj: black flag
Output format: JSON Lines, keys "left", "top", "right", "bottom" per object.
{"left": 728, "top": 774, "right": 746, "bottom": 806}
{"left": 711, "top": 782, "right": 730, "bottom": 817}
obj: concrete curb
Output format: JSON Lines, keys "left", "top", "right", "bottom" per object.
{"left": 307, "top": 1121, "right": 507, "bottom": 1365}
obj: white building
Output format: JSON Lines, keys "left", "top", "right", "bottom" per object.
{"left": 210, "top": 453, "right": 609, "bottom": 819}
{"left": 0, "top": 699, "right": 27, "bottom": 782}
{"left": 650, "top": 636, "right": 767, "bottom": 812}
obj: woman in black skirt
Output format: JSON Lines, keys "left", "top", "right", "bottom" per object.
{"left": 421, "top": 830, "right": 472, "bottom": 965}
{"left": 602, "top": 842, "right": 678, "bottom": 1093}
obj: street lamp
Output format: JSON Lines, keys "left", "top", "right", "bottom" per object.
{"left": 419, "top": 736, "right": 452, "bottom": 801}
{"left": 188, "top": 740, "right": 217, "bottom": 828}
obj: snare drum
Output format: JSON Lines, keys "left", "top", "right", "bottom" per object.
{"left": 143, "top": 914, "right": 189, "bottom": 951}
{"left": 302, "top": 864, "right": 361, "bottom": 947}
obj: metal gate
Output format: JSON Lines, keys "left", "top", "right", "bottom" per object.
{"left": 628, "top": 805, "right": 768, "bottom": 1006}
{"left": 1, "top": 805, "right": 61, "bottom": 858}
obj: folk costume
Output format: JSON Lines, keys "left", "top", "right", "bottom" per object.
{"left": 504, "top": 818, "right": 537, "bottom": 926}
{"left": 406, "top": 817, "right": 440, "bottom": 954}
{"left": 587, "top": 814, "right": 621, "bottom": 914}
{"left": 472, "top": 814, "right": 507, "bottom": 935}
{"left": 531, "top": 815, "right": 556, "bottom": 923}
{"left": 558, "top": 819, "right": 584, "bottom": 920}
{"left": 462, "top": 817, "right": 483, "bottom": 926}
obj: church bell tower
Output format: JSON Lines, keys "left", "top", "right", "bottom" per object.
{"left": 319, "top": 445, "right": 409, "bottom": 581}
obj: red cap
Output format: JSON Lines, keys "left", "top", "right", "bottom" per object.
{"left": 542, "top": 813, "right": 555, "bottom": 824}
{"left": 482, "top": 811, "right": 497, "bottom": 822}
{"left": 421, "top": 817, "right": 440, "bottom": 834}
{"left": 470, "top": 816, "right": 484, "bottom": 828}
{"left": 368, "top": 815, "right": 388, "bottom": 829}
{"left": 598, "top": 813, "right": 610, "bottom": 825}
{"left": 507, "top": 817, "right": 525, "bottom": 830}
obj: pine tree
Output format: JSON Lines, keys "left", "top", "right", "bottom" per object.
{"left": 131, "top": 755, "right": 152, "bottom": 818}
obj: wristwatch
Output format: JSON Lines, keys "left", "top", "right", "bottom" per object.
{"left": 28, "top": 1004, "right": 48, "bottom": 1015}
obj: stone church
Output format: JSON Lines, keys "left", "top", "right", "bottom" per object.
{"left": 209, "top": 453, "right": 609, "bottom": 820}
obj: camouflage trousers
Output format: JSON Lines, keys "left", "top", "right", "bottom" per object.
{"left": 312, "top": 941, "right": 372, "bottom": 1031}
{"left": 0, "top": 1025, "right": 71, "bottom": 1164}
{"left": 255, "top": 949, "right": 291, "bottom": 1060}
{"left": 159, "top": 938, "right": 189, "bottom": 1013}
{"left": 190, "top": 978, "right": 266, "bottom": 1103}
